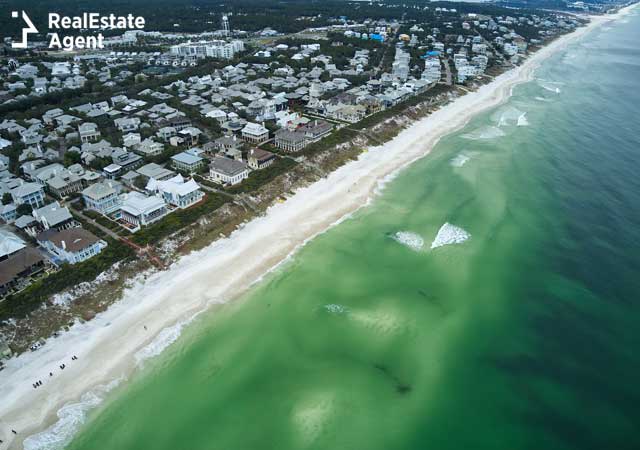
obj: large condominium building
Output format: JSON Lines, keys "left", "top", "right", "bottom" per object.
{"left": 170, "top": 40, "right": 245, "bottom": 60}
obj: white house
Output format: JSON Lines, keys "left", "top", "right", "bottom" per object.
{"left": 78, "top": 122, "right": 101, "bottom": 143}
{"left": 241, "top": 122, "right": 269, "bottom": 144}
{"left": 136, "top": 138, "right": 164, "bottom": 157}
{"left": 120, "top": 192, "right": 168, "bottom": 231}
{"left": 32, "top": 202, "right": 75, "bottom": 231}
{"left": 10, "top": 182, "right": 45, "bottom": 208}
{"left": 82, "top": 181, "right": 122, "bottom": 215}
{"left": 37, "top": 228, "right": 107, "bottom": 264}
{"left": 147, "top": 175, "right": 204, "bottom": 209}
{"left": 171, "top": 151, "right": 205, "bottom": 173}
{"left": 114, "top": 117, "right": 141, "bottom": 133}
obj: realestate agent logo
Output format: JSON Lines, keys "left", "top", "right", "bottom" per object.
{"left": 11, "top": 11, "right": 39, "bottom": 48}
{"left": 9, "top": 11, "right": 146, "bottom": 51}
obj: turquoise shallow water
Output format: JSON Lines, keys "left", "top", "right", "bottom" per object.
{"left": 62, "top": 11, "right": 640, "bottom": 450}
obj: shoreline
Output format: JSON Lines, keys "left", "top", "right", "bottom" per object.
{"left": 0, "top": 9, "right": 628, "bottom": 450}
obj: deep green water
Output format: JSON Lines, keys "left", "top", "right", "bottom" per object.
{"left": 64, "top": 12, "right": 640, "bottom": 450}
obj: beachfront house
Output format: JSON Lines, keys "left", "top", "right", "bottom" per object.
{"left": 0, "top": 247, "right": 45, "bottom": 296}
{"left": 120, "top": 192, "right": 168, "bottom": 231}
{"left": 37, "top": 228, "right": 107, "bottom": 265}
{"left": 247, "top": 148, "right": 276, "bottom": 170}
{"left": 146, "top": 175, "right": 204, "bottom": 209}
{"left": 209, "top": 156, "right": 248, "bottom": 185}
{"left": 300, "top": 119, "right": 334, "bottom": 142}
{"left": 274, "top": 129, "right": 306, "bottom": 152}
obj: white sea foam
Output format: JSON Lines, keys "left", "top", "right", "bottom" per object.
{"left": 392, "top": 231, "right": 424, "bottom": 251}
{"left": 538, "top": 80, "right": 562, "bottom": 94}
{"left": 134, "top": 311, "right": 204, "bottom": 367}
{"left": 323, "top": 304, "right": 348, "bottom": 314}
{"left": 450, "top": 153, "right": 471, "bottom": 167}
{"left": 23, "top": 378, "right": 123, "bottom": 450}
{"left": 134, "top": 323, "right": 185, "bottom": 366}
{"left": 517, "top": 113, "right": 529, "bottom": 126}
{"left": 430, "top": 223, "right": 471, "bottom": 249}
{"left": 492, "top": 106, "right": 525, "bottom": 126}
{"left": 462, "top": 126, "right": 506, "bottom": 140}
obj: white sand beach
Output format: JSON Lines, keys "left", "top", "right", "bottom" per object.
{"left": 0, "top": 8, "right": 630, "bottom": 449}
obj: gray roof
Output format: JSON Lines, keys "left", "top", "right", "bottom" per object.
{"left": 82, "top": 181, "right": 120, "bottom": 200}
{"left": 47, "top": 171, "right": 81, "bottom": 190}
{"left": 11, "top": 182, "right": 43, "bottom": 198}
{"left": 172, "top": 152, "right": 203, "bottom": 165}
{"left": 0, "top": 229, "right": 26, "bottom": 259}
{"left": 137, "top": 163, "right": 175, "bottom": 180}
{"left": 15, "top": 215, "right": 36, "bottom": 228}
{"left": 275, "top": 129, "right": 306, "bottom": 143}
{"left": 33, "top": 202, "right": 73, "bottom": 227}
{"left": 210, "top": 156, "right": 248, "bottom": 177}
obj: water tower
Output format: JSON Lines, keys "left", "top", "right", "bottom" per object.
{"left": 222, "top": 15, "right": 230, "bottom": 36}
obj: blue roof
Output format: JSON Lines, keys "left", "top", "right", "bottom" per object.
{"left": 421, "top": 51, "right": 441, "bottom": 59}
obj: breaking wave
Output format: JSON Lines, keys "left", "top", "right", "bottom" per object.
{"left": 430, "top": 223, "right": 471, "bottom": 249}
{"left": 22, "top": 311, "right": 206, "bottom": 450}
{"left": 23, "top": 378, "right": 123, "bottom": 450}
{"left": 492, "top": 106, "right": 525, "bottom": 126}
{"left": 391, "top": 231, "right": 424, "bottom": 251}
{"left": 450, "top": 153, "right": 471, "bottom": 168}
{"left": 462, "top": 126, "right": 506, "bottom": 141}
{"left": 134, "top": 322, "right": 188, "bottom": 367}
{"left": 517, "top": 113, "right": 529, "bottom": 127}
{"left": 538, "top": 80, "right": 562, "bottom": 94}
{"left": 323, "top": 304, "right": 349, "bottom": 314}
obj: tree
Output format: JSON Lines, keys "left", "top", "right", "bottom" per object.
{"left": 63, "top": 151, "right": 82, "bottom": 167}
{"left": 16, "top": 203, "right": 32, "bottom": 216}
{"left": 133, "top": 176, "right": 147, "bottom": 190}
{"left": 2, "top": 193, "right": 12, "bottom": 205}
{"left": 89, "top": 157, "right": 111, "bottom": 171}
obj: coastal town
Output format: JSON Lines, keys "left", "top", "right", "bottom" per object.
{"left": 0, "top": 1, "right": 591, "bottom": 363}
{"left": 0, "top": 0, "right": 638, "bottom": 448}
